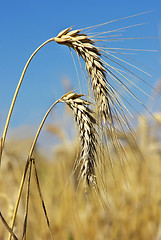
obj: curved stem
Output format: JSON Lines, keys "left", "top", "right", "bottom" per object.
{"left": 28, "top": 99, "right": 59, "bottom": 159}
{"left": 8, "top": 99, "right": 59, "bottom": 240}
{"left": 0, "top": 37, "right": 56, "bottom": 164}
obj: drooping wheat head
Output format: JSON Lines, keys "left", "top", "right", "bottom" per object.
{"left": 54, "top": 27, "right": 134, "bottom": 182}
{"left": 54, "top": 17, "right": 156, "bottom": 135}
{"left": 54, "top": 21, "right": 157, "bottom": 179}
{"left": 60, "top": 92, "right": 98, "bottom": 186}
{"left": 54, "top": 28, "right": 113, "bottom": 126}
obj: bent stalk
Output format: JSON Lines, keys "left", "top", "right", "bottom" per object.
{"left": 0, "top": 37, "right": 55, "bottom": 165}
{"left": 8, "top": 99, "right": 59, "bottom": 240}
{"left": 28, "top": 99, "right": 59, "bottom": 159}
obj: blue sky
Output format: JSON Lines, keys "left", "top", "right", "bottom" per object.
{"left": 0, "top": 0, "right": 161, "bottom": 139}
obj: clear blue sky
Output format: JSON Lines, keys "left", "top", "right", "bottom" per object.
{"left": 0, "top": 0, "right": 161, "bottom": 137}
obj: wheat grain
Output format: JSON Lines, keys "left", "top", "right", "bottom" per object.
{"left": 60, "top": 92, "right": 98, "bottom": 186}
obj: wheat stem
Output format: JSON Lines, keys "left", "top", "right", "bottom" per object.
{"left": 22, "top": 159, "right": 32, "bottom": 240}
{"left": 28, "top": 99, "right": 59, "bottom": 159}
{"left": 0, "top": 212, "right": 18, "bottom": 240}
{"left": 33, "top": 159, "right": 54, "bottom": 239}
{"left": 0, "top": 38, "right": 55, "bottom": 165}
{"left": 8, "top": 99, "right": 59, "bottom": 240}
{"left": 8, "top": 160, "right": 29, "bottom": 240}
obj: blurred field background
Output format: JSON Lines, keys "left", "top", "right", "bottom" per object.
{"left": 1, "top": 2, "right": 161, "bottom": 240}
{"left": 0, "top": 98, "right": 161, "bottom": 240}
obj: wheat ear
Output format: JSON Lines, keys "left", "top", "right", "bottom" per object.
{"left": 54, "top": 28, "right": 114, "bottom": 125}
{"left": 60, "top": 92, "right": 98, "bottom": 186}
{"left": 54, "top": 24, "right": 157, "bottom": 132}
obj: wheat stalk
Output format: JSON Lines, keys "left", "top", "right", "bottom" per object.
{"left": 60, "top": 92, "right": 98, "bottom": 186}
{"left": 7, "top": 99, "right": 60, "bottom": 240}
{"left": 0, "top": 212, "right": 18, "bottom": 240}
{"left": 0, "top": 38, "right": 56, "bottom": 165}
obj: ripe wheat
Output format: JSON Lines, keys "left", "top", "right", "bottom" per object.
{"left": 0, "top": 12, "right": 159, "bottom": 240}
{"left": 60, "top": 92, "right": 98, "bottom": 185}
{"left": 54, "top": 28, "right": 113, "bottom": 125}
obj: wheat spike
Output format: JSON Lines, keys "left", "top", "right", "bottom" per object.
{"left": 60, "top": 92, "right": 98, "bottom": 186}
{"left": 54, "top": 28, "right": 113, "bottom": 125}
{"left": 54, "top": 23, "right": 156, "bottom": 133}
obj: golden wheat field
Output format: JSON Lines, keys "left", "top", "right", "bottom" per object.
{"left": 0, "top": 111, "right": 161, "bottom": 240}
{"left": 0, "top": 11, "right": 161, "bottom": 240}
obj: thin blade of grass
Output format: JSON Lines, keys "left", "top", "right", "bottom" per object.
{"left": 22, "top": 159, "right": 32, "bottom": 240}
{"left": 8, "top": 160, "right": 29, "bottom": 240}
{"left": 0, "top": 212, "right": 19, "bottom": 240}
{"left": 33, "top": 159, "right": 54, "bottom": 240}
